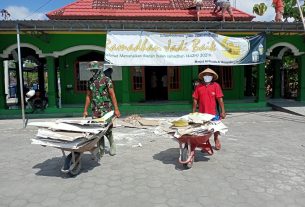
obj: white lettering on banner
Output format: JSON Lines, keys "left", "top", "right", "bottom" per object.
{"left": 104, "top": 31, "right": 265, "bottom": 66}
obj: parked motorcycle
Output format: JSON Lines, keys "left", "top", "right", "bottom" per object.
{"left": 25, "top": 90, "right": 48, "bottom": 112}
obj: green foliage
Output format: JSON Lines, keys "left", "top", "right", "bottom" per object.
{"left": 23, "top": 72, "right": 38, "bottom": 87}
{"left": 23, "top": 60, "right": 38, "bottom": 68}
{"left": 265, "top": 54, "right": 299, "bottom": 98}
{"left": 283, "top": 0, "right": 298, "bottom": 21}
{"left": 282, "top": 54, "right": 298, "bottom": 98}
{"left": 253, "top": 0, "right": 305, "bottom": 22}
{"left": 253, "top": 3, "right": 268, "bottom": 16}
{"left": 264, "top": 59, "right": 273, "bottom": 97}
{"left": 282, "top": 55, "right": 296, "bottom": 69}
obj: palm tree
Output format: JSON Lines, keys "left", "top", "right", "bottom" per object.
{"left": 253, "top": 3, "right": 268, "bottom": 16}
{"left": 1, "top": 9, "right": 11, "bottom": 20}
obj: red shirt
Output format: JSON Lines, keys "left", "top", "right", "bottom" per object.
{"left": 192, "top": 82, "right": 224, "bottom": 115}
{"left": 273, "top": 0, "right": 284, "bottom": 11}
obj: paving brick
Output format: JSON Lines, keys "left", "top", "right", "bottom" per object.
{"left": 0, "top": 111, "right": 305, "bottom": 207}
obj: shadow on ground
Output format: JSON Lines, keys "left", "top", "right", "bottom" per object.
{"left": 153, "top": 148, "right": 210, "bottom": 170}
{"left": 32, "top": 154, "right": 100, "bottom": 178}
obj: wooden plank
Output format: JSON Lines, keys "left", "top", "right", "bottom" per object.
{"left": 28, "top": 122, "right": 106, "bottom": 134}
{"left": 37, "top": 128, "right": 89, "bottom": 141}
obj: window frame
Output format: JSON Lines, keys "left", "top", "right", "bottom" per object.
{"left": 130, "top": 66, "right": 145, "bottom": 92}
{"left": 74, "top": 61, "right": 89, "bottom": 93}
{"left": 168, "top": 66, "right": 180, "bottom": 91}
{"left": 198, "top": 66, "right": 233, "bottom": 90}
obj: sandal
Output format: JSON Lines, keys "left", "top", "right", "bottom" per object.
{"left": 215, "top": 139, "right": 221, "bottom": 150}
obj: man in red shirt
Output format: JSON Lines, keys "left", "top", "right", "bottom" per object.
{"left": 192, "top": 68, "right": 226, "bottom": 150}
{"left": 273, "top": 0, "right": 284, "bottom": 22}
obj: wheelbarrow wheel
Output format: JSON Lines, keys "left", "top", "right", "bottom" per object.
{"left": 68, "top": 160, "right": 81, "bottom": 176}
{"left": 181, "top": 144, "right": 193, "bottom": 169}
{"left": 63, "top": 152, "right": 82, "bottom": 176}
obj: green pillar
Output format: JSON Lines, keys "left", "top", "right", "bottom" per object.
{"left": 235, "top": 65, "right": 245, "bottom": 99}
{"left": 46, "top": 56, "right": 57, "bottom": 108}
{"left": 191, "top": 65, "right": 199, "bottom": 92}
{"left": 273, "top": 59, "right": 281, "bottom": 98}
{"left": 122, "top": 66, "right": 130, "bottom": 104}
{"left": 245, "top": 65, "right": 253, "bottom": 96}
{"left": 297, "top": 55, "right": 305, "bottom": 102}
{"left": 256, "top": 63, "right": 266, "bottom": 102}
{"left": 192, "top": 65, "right": 199, "bottom": 80}
{"left": 0, "top": 58, "right": 6, "bottom": 109}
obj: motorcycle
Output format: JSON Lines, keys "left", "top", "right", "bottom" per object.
{"left": 25, "top": 90, "right": 48, "bottom": 112}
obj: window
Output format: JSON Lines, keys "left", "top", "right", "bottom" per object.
{"left": 130, "top": 66, "right": 144, "bottom": 91}
{"left": 75, "top": 62, "right": 88, "bottom": 92}
{"left": 74, "top": 52, "right": 104, "bottom": 92}
{"left": 199, "top": 66, "right": 233, "bottom": 89}
{"left": 75, "top": 61, "right": 106, "bottom": 92}
{"left": 220, "top": 67, "right": 233, "bottom": 89}
{"left": 168, "top": 66, "right": 180, "bottom": 90}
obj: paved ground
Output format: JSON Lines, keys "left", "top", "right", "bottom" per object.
{"left": 0, "top": 111, "right": 305, "bottom": 207}
{"left": 268, "top": 99, "right": 305, "bottom": 116}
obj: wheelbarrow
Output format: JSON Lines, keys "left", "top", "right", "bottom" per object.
{"left": 30, "top": 117, "right": 114, "bottom": 177}
{"left": 175, "top": 130, "right": 214, "bottom": 169}
{"left": 59, "top": 133, "right": 103, "bottom": 176}
{"left": 58, "top": 122, "right": 113, "bottom": 176}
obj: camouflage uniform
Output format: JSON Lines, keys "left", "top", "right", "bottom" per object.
{"left": 89, "top": 71, "right": 113, "bottom": 118}
{"left": 88, "top": 71, "right": 115, "bottom": 156}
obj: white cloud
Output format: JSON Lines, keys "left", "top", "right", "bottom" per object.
{"left": 5, "top": 6, "right": 47, "bottom": 20}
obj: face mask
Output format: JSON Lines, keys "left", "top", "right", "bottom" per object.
{"left": 90, "top": 70, "right": 100, "bottom": 78}
{"left": 203, "top": 75, "right": 213, "bottom": 83}
{"left": 90, "top": 71, "right": 97, "bottom": 76}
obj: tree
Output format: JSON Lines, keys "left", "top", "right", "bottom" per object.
{"left": 252, "top": 0, "right": 305, "bottom": 22}
{"left": 253, "top": 3, "right": 268, "bottom": 16}
{"left": 282, "top": 0, "right": 303, "bottom": 21}
{"left": 1, "top": 9, "right": 11, "bottom": 20}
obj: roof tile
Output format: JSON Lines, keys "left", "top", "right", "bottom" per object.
{"left": 47, "top": 0, "right": 255, "bottom": 21}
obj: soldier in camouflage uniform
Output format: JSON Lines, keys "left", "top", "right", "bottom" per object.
{"left": 83, "top": 61, "right": 120, "bottom": 157}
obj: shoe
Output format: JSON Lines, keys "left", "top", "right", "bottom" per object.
{"left": 109, "top": 143, "right": 116, "bottom": 156}
{"left": 106, "top": 132, "right": 116, "bottom": 156}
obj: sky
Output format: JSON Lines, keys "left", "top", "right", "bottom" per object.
{"left": 0, "top": 0, "right": 75, "bottom": 20}
{"left": 0, "top": 0, "right": 300, "bottom": 21}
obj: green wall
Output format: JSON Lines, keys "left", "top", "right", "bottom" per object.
{"left": 1, "top": 32, "right": 305, "bottom": 106}
{"left": 266, "top": 34, "right": 305, "bottom": 49}
{"left": 168, "top": 66, "right": 193, "bottom": 102}
{"left": 0, "top": 33, "right": 107, "bottom": 54}
{"left": 223, "top": 66, "right": 245, "bottom": 100}
{"left": 59, "top": 50, "right": 124, "bottom": 104}
{"left": 60, "top": 51, "right": 87, "bottom": 104}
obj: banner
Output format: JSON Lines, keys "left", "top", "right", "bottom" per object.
{"left": 105, "top": 31, "right": 266, "bottom": 66}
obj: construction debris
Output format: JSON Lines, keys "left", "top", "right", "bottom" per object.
{"left": 117, "top": 114, "right": 160, "bottom": 129}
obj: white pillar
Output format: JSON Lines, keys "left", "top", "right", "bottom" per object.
{"left": 4, "top": 60, "right": 9, "bottom": 99}
{"left": 296, "top": 0, "right": 305, "bottom": 31}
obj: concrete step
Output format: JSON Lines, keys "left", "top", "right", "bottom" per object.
{"left": 267, "top": 99, "right": 305, "bottom": 116}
